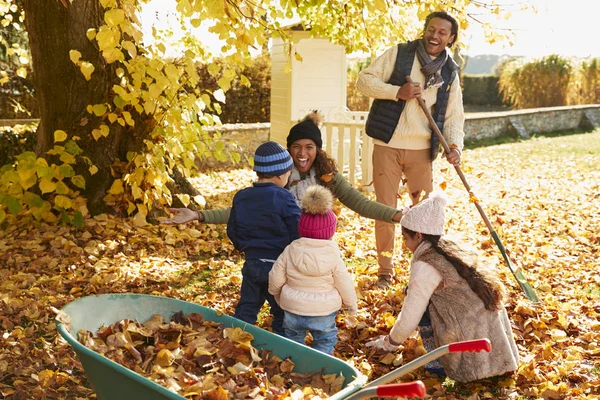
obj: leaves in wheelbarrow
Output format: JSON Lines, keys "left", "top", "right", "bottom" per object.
{"left": 78, "top": 312, "right": 343, "bottom": 399}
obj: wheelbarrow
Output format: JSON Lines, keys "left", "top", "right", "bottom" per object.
{"left": 56, "top": 294, "right": 491, "bottom": 399}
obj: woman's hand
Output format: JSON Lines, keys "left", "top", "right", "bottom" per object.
{"left": 392, "top": 206, "right": 411, "bottom": 222}
{"left": 160, "top": 208, "right": 202, "bottom": 225}
{"left": 365, "top": 335, "right": 400, "bottom": 352}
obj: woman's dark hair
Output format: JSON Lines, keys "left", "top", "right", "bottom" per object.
{"left": 313, "top": 148, "right": 338, "bottom": 191}
{"left": 423, "top": 10, "right": 459, "bottom": 47}
{"left": 403, "top": 227, "right": 503, "bottom": 311}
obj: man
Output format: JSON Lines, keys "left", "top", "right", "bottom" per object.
{"left": 356, "top": 10, "right": 464, "bottom": 288}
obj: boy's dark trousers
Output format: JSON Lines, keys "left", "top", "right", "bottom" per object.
{"left": 233, "top": 259, "right": 284, "bottom": 335}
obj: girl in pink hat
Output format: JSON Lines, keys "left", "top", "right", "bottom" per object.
{"left": 366, "top": 191, "right": 519, "bottom": 382}
{"left": 268, "top": 185, "right": 358, "bottom": 355}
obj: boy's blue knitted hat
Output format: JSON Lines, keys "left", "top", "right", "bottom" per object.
{"left": 253, "top": 141, "right": 293, "bottom": 176}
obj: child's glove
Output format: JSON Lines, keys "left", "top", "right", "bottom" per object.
{"left": 365, "top": 335, "right": 399, "bottom": 352}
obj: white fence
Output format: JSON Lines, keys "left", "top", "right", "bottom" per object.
{"left": 319, "top": 111, "right": 373, "bottom": 190}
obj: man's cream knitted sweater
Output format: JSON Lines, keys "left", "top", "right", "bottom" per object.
{"left": 356, "top": 46, "right": 465, "bottom": 151}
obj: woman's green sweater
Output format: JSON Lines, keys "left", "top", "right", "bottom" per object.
{"left": 201, "top": 172, "right": 398, "bottom": 224}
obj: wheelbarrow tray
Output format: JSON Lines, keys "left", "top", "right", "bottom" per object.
{"left": 56, "top": 293, "right": 366, "bottom": 400}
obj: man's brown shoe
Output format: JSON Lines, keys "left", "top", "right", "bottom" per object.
{"left": 377, "top": 276, "right": 392, "bottom": 289}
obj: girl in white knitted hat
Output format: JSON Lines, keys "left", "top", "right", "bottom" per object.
{"left": 366, "top": 192, "right": 519, "bottom": 382}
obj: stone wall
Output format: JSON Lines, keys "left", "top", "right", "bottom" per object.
{"left": 464, "top": 105, "right": 600, "bottom": 141}
{"left": 3, "top": 105, "right": 599, "bottom": 170}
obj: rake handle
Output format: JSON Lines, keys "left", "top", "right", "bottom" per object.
{"left": 405, "top": 77, "right": 539, "bottom": 302}
{"left": 404, "top": 76, "right": 496, "bottom": 234}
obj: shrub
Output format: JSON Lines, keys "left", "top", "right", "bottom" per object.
{"left": 570, "top": 58, "right": 600, "bottom": 104}
{"left": 461, "top": 74, "right": 506, "bottom": 106}
{"left": 0, "top": 123, "right": 36, "bottom": 167}
{"left": 196, "top": 53, "right": 271, "bottom": 123}
{"left": 498, "top": 55, "right": 573, "bottom": 109}
{"left": 346, "top": 58, "right": 371, "bottom": 111}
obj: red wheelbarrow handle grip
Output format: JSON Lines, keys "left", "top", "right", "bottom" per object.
{"left": 448, "top": 338, "right": 492, "bottom": 353}
{"left": 377, "top": 381, "right": 426, "bottom": 398}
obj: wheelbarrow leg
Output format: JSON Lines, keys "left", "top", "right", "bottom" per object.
{"left": 343, "top": 381, "right": 426, "bottom": 400}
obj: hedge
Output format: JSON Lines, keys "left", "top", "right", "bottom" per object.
{"left": 461, "top": 74, "right": 506, "bottom": 106}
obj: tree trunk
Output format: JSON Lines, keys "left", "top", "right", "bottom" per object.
{"left": 21, "top": 0, "right": 152, "bottom": 214}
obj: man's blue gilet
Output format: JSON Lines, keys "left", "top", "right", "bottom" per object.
{"left": 365, "top": 40, "right": 459, "bottom": 160}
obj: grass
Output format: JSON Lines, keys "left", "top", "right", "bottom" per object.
{"left": 464, "top": 126, "right": 599, "bottom": 149}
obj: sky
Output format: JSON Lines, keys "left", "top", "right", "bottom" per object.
{"left": 463, "top": 0, "right": 599, "bottom": 58}
{"left": 140, "top": 0, "right": 600, "bottom": 59}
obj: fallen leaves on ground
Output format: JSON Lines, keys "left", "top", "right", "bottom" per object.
{"left": 1, "top": 131, "right": 599, "bottom": 399}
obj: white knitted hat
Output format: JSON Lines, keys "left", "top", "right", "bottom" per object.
{"left": 401, "top": 191, "right": 448, "bottom": 235}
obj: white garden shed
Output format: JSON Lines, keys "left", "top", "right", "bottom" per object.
{"left": 270, "top": 25, "right": 373, "bottom": 188}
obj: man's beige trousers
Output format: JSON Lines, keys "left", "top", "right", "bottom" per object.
{"left": 372, "top": 144, "right": 433, "bottom": 278}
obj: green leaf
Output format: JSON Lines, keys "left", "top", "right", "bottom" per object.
{"left": 65, "top": 140, "right": 83, "bottom": 156}
{"left": 113, "top": 95, "right": 126, "bottom": 109}
{"left": 71, "top": 175, "right": 86, "bottom": 189}
{"left": 3, "top": 196, "right": 22, "bottom": 215}
{"left": 73, "top": 211, "right": 84, "bottom": 228}
{"left": 0, "top": 208, "right": 5, "bottom": 223}
{"left": 23, "top": 192, "right": 44, "bottom": 208}
{"left": 92, "top": 104, "right": 108, "bottom": 116}
{"left": 55, "top": 181, "right": 70, "bottom": 195}
{"left": 59, "top": 164, "right": 76, "bottom": 178}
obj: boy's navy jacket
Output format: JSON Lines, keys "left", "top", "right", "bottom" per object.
{"left": 227, "top": 182, "right": 300, "bottom": 260}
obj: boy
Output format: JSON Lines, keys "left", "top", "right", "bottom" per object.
{"left": 227, "top": 141, "right": 300, "bottom": 335}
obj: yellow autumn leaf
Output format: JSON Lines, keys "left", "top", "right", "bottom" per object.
{"left": 80, "top": 62, "right": 95, "bottom": 81}
{"left": 89, "top": 165, "right": 98, "bottom": 175}
{"left": 16, "top": 67, "right": 27, "bottom": 78}
{"left": 39, "top": 178, "right": 57, "bottom": 194}
{"left": 54, "top": 195, "right": 72, "bottom": 209}
{"left": 92, "top": 128, "right": 102, "bottom": 141}
{"left": 127, "top": 201, "right": 136, "bottom": 215}
{"left": 108, "top": 179, "right": 124, "bottom": 195}
{"left": 104, "top": 9, "right": 125, "bottom": 27}
{"left": 176, "top": 193, "right": 190, "bottom": 207}
{"left": 69, "top": 50, "right": 82, "bottom": 64}
{"left": 54, "top": 130, "right": 68, "bottom": 143}
{"left": 86, "top": 28, "right": 96, "bottom": 41}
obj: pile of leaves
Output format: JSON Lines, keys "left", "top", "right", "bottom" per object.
{"left": 76, "top": 311, "right": 344, "bottom": 399}
{"left": 0, "top": 130, "right": 599, "bottom": 399}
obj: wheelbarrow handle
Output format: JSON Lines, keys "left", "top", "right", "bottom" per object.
{"left": 363, "top": 338, "right": 492, "bottom": 388}
{"left": 449, "top": 338, "right": 492, "bottom": 353}
{"left": 343, "top": 381, "right": 426, "bottom": 400}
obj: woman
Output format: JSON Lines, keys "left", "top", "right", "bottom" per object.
{"left": 366, "top": 192, "right": 519, "bottom": 382}
{"left": 163, "top": 113, "right": 403, "bottom": 286}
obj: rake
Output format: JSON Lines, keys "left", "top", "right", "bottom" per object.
{"left": 406, "top": 76, "right": 539, "bottom": 302}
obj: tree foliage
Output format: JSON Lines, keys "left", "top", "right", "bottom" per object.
{"left": 0, "top": 0, "right": 519, "bottom": 227}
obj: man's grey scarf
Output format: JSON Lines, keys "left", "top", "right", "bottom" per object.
{"left": 416, "top": 39, "right": 448, "bottom": 89}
